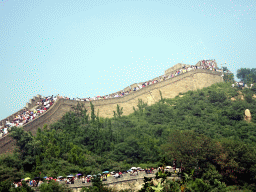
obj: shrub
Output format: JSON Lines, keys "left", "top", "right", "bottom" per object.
{"left": 209, "top": 91, "right": 227, "bottom": 104}
{"left": 39, "top": 180, "right": 72, "bottom": 192}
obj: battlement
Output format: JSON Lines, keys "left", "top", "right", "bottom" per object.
{"left": 25, "top": 94, "right": 42, "bottom": 109}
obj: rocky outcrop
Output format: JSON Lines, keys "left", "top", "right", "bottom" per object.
{"left": 245, "top": 109, "right": 252, "bottom": 122}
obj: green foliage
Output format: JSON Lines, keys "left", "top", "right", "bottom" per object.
{"left": 133, "top": 99, "right": 148, "bottom": 116}
{"left": 187, "top": 178, "right": 212, "bottom": 191}
{"left": 138, "top": 167, "right": 228, "bottom": 192}
{"left": 155, "top": 171, "right": 167, "bottom": 182}
{"left": 237, "top": 68, "right": 252, "bottom": 82}
{"left": 202, "top": 164, "right": 223, "bottom": 185}
{"left": 138, "top": 177, "right": 154, "bottom": 192}
{"left": 237, "top": 68, "right": 256, "bottom": 84}
{"left": 113, "top": 104, "right": 123, "bottom": 119}
{"left": 214, "top": 138, "right": 256, "bottom": 186}
{"left": 246, "top": 73, "right": 256, "bottom": 85}
{"left": 208, "top": 91, "right": 227, "bottom": 104}
{"left": 0, "top": 153, "right": 24, "bottom": 181}
{"left": 0, "top": 179, "right": 13, "bottom": 192}
{"left": 164, "top": 179, "right": 181, "bottom": 192}
{"left": 144, "top": 102, "right": 173, "bottom": 125}
{"left": 161, "top": 130, "right": 220, "bottom": 170}
{"left": 251, "top": 85, "right": 256, "bottom": 93}
{"left": 71, "top": 102, "right": 89, "bottom": 124}
{"left": 39, "top": 180, "right": 72, "bottom": 192}
{"left": 159, "top": 90, "right": 164, "bottom": 103}
{"left": 151, "top": 182, "right": 164, "bottom": 192}
{"left": 90, "top": 102, "right": 96, "bottom": 123}
{"left": 223, "top": 72, "right": 235, "bottom": 83}
{"left": 244, "top": 92, "right": 253, "bottom": 103}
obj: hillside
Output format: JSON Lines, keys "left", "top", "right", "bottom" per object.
{"left": 0, "top": 69, "right": 222, "bottom": 155}
{"left": 1, "top": 81, "right": 256, "bottom": 191}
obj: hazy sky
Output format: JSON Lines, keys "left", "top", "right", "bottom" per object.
{"left": 0, "top": 0, "right": 255, "bottom": 120}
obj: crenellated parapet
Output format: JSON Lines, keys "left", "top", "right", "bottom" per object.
{"left": 25, "top": 94, "right": 42, "bottom": 109}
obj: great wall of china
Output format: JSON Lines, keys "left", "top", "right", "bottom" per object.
{"left": 0, "top": 67, "right": 223, "bottom": 155}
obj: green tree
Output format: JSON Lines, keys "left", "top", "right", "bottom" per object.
{"left": 159, "top": 90, "right": 164, "bottom": 103}
{"left": 161, "top": 130, "right": 221, "bottom": 172}
{"left": 0, "top": 179, "right": 12, "bottom": 192}
{"left": 9, "top": 128, "right": 42, "bottom": 172}
{"left": 223, "top": 72, "right": 234, "bottom": 83}
{"left": 113, "top": 104, "right": 123, "bottom": 119}
{"left": 237, "top": 68, "right": 252, "bottom": 82}
{"left": 90, "top": 102, "right": 96, "bottom": 123}
{"left": 215, "top": 138, "right": 256, "bottom": 187}
{"left": 246, "top": 73, "right": 256, "bottom": 85}
{"left": 133, "top": 99, "right": 148, "bottom": 115}
{"left": 208, "top": 91, "right": 227, "bottom": 104}
{"left": 71, "top": 102, "right": 89, "bottom": 124}
{"left": 202, "top": 164, "right": 223, "bottom": 185}
{"left": 237, "top": 68, "right": 256, "bottom": 84}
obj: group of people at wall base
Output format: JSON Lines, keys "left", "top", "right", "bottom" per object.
{"left": 232, "top": 82, "right": 254, "bottom": 88}
{"left": 11, "top": 167, "right": 158, "bottom": 189}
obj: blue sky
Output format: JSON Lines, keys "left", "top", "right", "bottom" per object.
{"left": 0, "top": 0, "right": 255, "bottom": 120}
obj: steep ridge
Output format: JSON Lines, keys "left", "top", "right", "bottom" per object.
{"left": 0, "top": 69, "right": 222, "bottom": 155}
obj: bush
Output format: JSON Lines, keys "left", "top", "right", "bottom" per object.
{"left": 228, "top": 88, "right": 239, "bottom": 97}
{"left": 0, "top": 180, "right": 12, "bottom": 192}
{"left": 209, "top": 91, "right": 227, "bottom": 104}
{"left": 39, "top": 180, "right": 72, "bottom": 192}
{"left": 245, "top": 92, "right": 253, "bottom": 103}
{"left": 251, "top": 86, "right": 256, "bottom": 93}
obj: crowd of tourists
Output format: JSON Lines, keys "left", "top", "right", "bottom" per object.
{"left": 0, "top": 96, "right": 58, "bottom": 139}
{"left": 11, "top": 167, "right": 158, "bottom": 188}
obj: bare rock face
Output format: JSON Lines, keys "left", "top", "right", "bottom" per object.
{"left": 245, "top": 109, "right": 252, "bottom": 122}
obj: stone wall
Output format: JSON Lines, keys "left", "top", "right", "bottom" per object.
{"left": 0, "top": 69, "right": 222, "bottom": 155}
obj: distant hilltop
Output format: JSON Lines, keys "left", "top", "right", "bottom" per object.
{"left": 0, "top": 60, "right": 222, "bottom": 154}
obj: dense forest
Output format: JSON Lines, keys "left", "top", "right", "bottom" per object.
{"left": 1, "top": 68, "right": 256, "bottom": 191}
